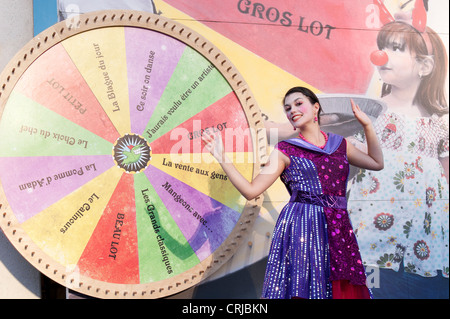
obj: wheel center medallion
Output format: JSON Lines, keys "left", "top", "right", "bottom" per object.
{"left": 113, "top": 134, "right": 151, "bottom": 173}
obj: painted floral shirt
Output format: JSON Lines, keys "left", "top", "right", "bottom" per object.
{"left": 347, "top": 111, "right": 449, "bottom": 278}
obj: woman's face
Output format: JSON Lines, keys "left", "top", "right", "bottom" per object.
{"left": 283, "top": 92, "right": 318, "bottom": 128}
{"left": 378, "top": 41, "right": 421, "bottom": 88}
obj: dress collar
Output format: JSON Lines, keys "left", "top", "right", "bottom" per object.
{"left": 283, "top": 132, "right": 343, "bottom": 155}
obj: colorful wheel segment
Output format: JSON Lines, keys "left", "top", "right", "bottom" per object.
{"left": 0, "top": 11, "right": 264, "bottom": 298}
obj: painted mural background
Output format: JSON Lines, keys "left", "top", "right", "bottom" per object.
{"left": 33, "top": 0, "right": 449, "bottom": 298}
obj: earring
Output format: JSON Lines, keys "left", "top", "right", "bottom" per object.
{"left": 314, "top": 116, "right": 318, "bottom": 123}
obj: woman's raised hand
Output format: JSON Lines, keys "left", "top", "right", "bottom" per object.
{"left": 351, "top": 99, "right": 372, "bottom": 128}
{"left": 346, "top": 99, "right": 384, "bottom": 171}
{"left": 202, "top": 132, "right": 225, "bottom": 162}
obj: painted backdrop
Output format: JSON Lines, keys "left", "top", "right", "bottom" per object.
{"left": 32, "top": 0, "right": 449, "bottom": 298}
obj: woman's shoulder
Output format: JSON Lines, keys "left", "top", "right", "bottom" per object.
{"left": 275, "top": 140, "right": 292, "bottom": 149}
{"left": 275, "top": 140, "right": 294, "bottom": 156}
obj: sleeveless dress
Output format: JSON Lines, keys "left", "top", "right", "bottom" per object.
{"left": 261, "top": 133, "right": 371, "bottom": 299}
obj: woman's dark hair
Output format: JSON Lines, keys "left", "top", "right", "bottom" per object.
{"left": 283, "top": 86, "right": 323, "bottom": 124}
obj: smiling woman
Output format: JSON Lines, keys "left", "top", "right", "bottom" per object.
{"left": 283, "top": 86, "right": 323, "bottom": 127}
{"left": 203, "top": 86, "right": 383, "bottom": 299}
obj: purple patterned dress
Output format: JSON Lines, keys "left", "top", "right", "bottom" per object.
{"left": 261, "top": 133, "right": 370, "bottom": 299}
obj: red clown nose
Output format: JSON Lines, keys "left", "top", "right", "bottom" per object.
{"left": 370, "top": 50, "right": 388, "bottom": 66}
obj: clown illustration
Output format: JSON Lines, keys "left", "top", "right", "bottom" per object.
{"left": 347, "top": 0, "right": 449, "bottom": 298}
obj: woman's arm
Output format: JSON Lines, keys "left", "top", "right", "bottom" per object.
{"left": 346, "top": 99, "right": 384, "bottom": 171}
{"left": 202, "top": 133, "right": 288, "bottom": 200}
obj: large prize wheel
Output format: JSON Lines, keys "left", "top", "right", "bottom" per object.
{"left": 0, "top": 11, "right": 265, "bottom": 298}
